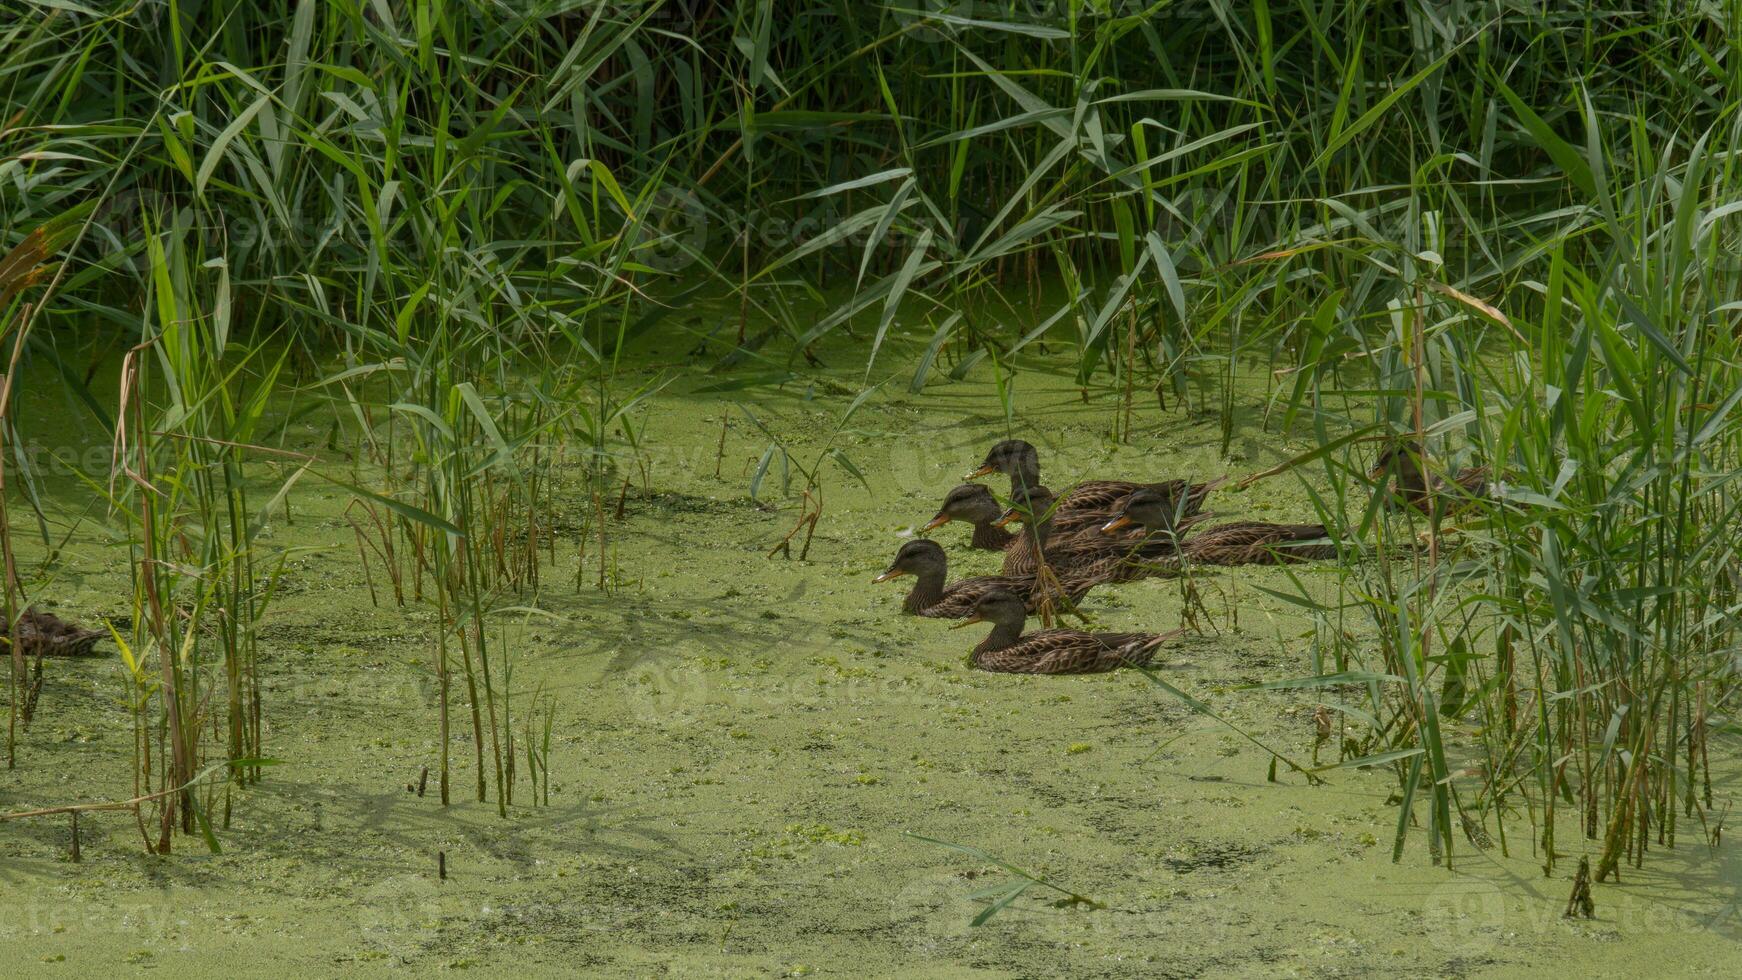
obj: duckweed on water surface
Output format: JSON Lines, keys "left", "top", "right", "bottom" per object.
{"left": 3, "top": 325, "right": 1738, "bottom": 976}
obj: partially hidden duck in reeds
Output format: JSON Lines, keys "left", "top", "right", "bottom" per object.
{"left": 966, "top": 439, "right": 1222, "bottom": 532}
{"left": 4, "top": 609, "right": 107, "bottom": 658}
{"left": 1102, "top": 489, "right": 1339, "bottom": 566}
{"left": 919, "top": 481, "right": 1159, "bottom": 571}
{"left": 995, "top": 485, "right": 1200, "bottom": 579}
{"left": 1370, "top": 440, "right": 1492, "bottom": 514}
{"left": 953, "top": 590, "right": 1185, "bottom": 674}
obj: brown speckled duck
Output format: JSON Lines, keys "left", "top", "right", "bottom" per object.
{"left": 996, "top": 486, "right": 1194, "bottom": 578}
{"left": 1181, "top": 521, "right": 1338, "bottom": 565}
{"left": 1370, "top": 441, "right": 1491, "bottom": 514}
{"left": 1102, "top": 489, "right": 1337, "bottom": 566}
{"left": 953, "top": 590, "right": 1185, "bottom": 674}
{"left": 873, "top": 540, "right": 1098, "bottom": 618}
{"left": 967, "top": 439, "right": 1221, "bottom": 532}
{"left": 5, "top": 609, "right": 106, "bottom": 658}
{"left": 920, "top": 483, "right": 1015, "bottom": 551}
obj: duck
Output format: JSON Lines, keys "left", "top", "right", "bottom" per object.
{"left": 1182, "top": 521, "right": 1338, "bottom": 565}
{"left": 1101, "top": 489, "right": 1338, "bottom": 565}
{"left": 995, "top": 485, "right": 1194, "bottom": 578}
{"left": 967, "top": 438, "right": 1221, "bottom": 531}
{"left": 920, "top": 483, "right": 1015, "bottom": 551}
{"left": 5, "top": 609, "right": 107, "bottom": 658}
{"left": 872, "top": 539, "right": 1097, "bottom": 618}
{"left": 952, "top": 590, "right": 1185, "bottom": 674}
{"left": 1370, "top": 440, "right": 1491, "bottom": 514}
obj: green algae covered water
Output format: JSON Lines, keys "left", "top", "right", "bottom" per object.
{"left": 2, "top": 308, "right": 1739, "bottom": 977}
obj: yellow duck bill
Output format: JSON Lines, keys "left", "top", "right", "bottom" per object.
{"left": 1099, "top": 515, "right": 1134, "bottom": 534}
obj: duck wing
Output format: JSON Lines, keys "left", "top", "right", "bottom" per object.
{"left": 1180, "top": 521, "right": 1336, "bottom": 565}
{"left": 11, "top": 610, "right": 108, "bottom": 657}
{"left": 1052, "top": 478, "right": 1223, "bottom": 531}
{"left": 973, "top": 628, "right": 1179, "bottom": 674}
{"left": 1003, "top": 526, "right": 1186, "bottom": 578}
{"left": 1389, "top": 465, "right": 1491, "bottom": 513}
{"left": 1451, "top": 467, "right": 1491, "bottom": 499}
{"left": 919, "top": 575, "right": 1039, "bottom": 619}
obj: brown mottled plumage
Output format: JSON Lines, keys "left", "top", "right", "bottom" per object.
{"left": 966, "top": 439, "right": 1220, "bottom": 532}
{"left": 955, "top": 591, "right": 1185, "bottom": 674}
{"left": 1371, "top": 442, "right": 1491, "bottom": 513}
{"left": 874, "top": 540, "right": 1101, "bottom": 618}
{"left": 1101, "top": 491, "right": 1338, "bottom": 566}
{"left": 1180, "top": 521, "right": 1338, "bottom": 565}
{"left": 4, "top": 609, "right": 107, "bottom": 658}
{"left": 997, "top": 486, "right": 1196, "bottom": 578}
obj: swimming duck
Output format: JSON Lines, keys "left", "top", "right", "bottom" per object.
{"left": 1370, "top": 441, "right": 1491, "bottom": 514}
{"left": 952, "top": 590, "right": 1185, "bottom": 674}
{"left": 996, "top": 485, "right": 1192, "bottom": 578}
{"left": 5, "top": 609, "right": 106, "bottom": 658}
{"left": 872, "top": 539, "right": 1096, "bottom": 618}
{"left": 1102, "top": 489, "right": 1337, "bottom": 565}
{"left": 1183, "top": 521, "right": 1337, "bottom": 565}
{"left": 966, "top": 438, "right": 1220, "bottom": 531}
{"left": 920, "top": 483, "right": 1015, "bottom": 551}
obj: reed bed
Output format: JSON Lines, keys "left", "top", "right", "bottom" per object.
{"left": 0, "top": 0, "right": 1735, "bottom": 889}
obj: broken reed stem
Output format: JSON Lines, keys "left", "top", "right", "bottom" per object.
{"left": 595, "top": 491, "right": 608, "bottom": 591}
{"left": 1, "top": 307, "right": 32, "bottom": 770}
{"left": 714, "top": 408, "right": 729, "bottom": 478}
{"left": 1122, "top": 305, "right": 1136, "bottom": 443}
{"left": 438, "top": 579, "right": 451, "bottom": 806}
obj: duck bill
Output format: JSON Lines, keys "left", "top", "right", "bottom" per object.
{"left": 993, "top": 509, "right": 1021, "bottom": 529}
{"left": 872, "top": 568, "right": 909, "bottom": 584}
{"left": 1099, "top": 515, "right": 1134, "bottom": 535}
{"left": 949, "top": 614, "right": 985, "bottom": 629}
{"left": 964, "top": 464, "right": 998, "bottom": 480}
{"left": 920, "top": 514, "right": 951, "bottom": 532}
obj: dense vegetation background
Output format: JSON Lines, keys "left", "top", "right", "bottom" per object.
{"left": 3, "top": 0, "right": 1739, "bottom": 883}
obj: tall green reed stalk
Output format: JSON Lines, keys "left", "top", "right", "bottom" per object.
{"left": 104, "top": 207, "right": 298, "bottom": 849}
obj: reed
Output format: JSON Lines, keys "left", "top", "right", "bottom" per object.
{"left": 0, "top": 0, "right": 1735, "bottom": 877}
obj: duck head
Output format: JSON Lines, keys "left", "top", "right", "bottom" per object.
{"left": 922, "top": 483, "right": 1003, "bottom": 532}
{"left": 1369, "top": 440, "right": 1428, "bottom": 483}
{"left": 873, "top": 539, "right": 948, "bottom": 583}
{"left": 966, "top": 439, "right": 1041, "bottom": 489}
{"left": 1100, "top": 487, "right": 1173, "bottom": 534}
{"left": 951, "top": 588, "right": 1028, "bottom": 630}
{"left": 995, "top": 485, "right": 1057, "bottom": 531}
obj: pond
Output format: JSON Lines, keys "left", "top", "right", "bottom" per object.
{"left": 2, "top": 306, "right": 1738, "bottom": 975}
